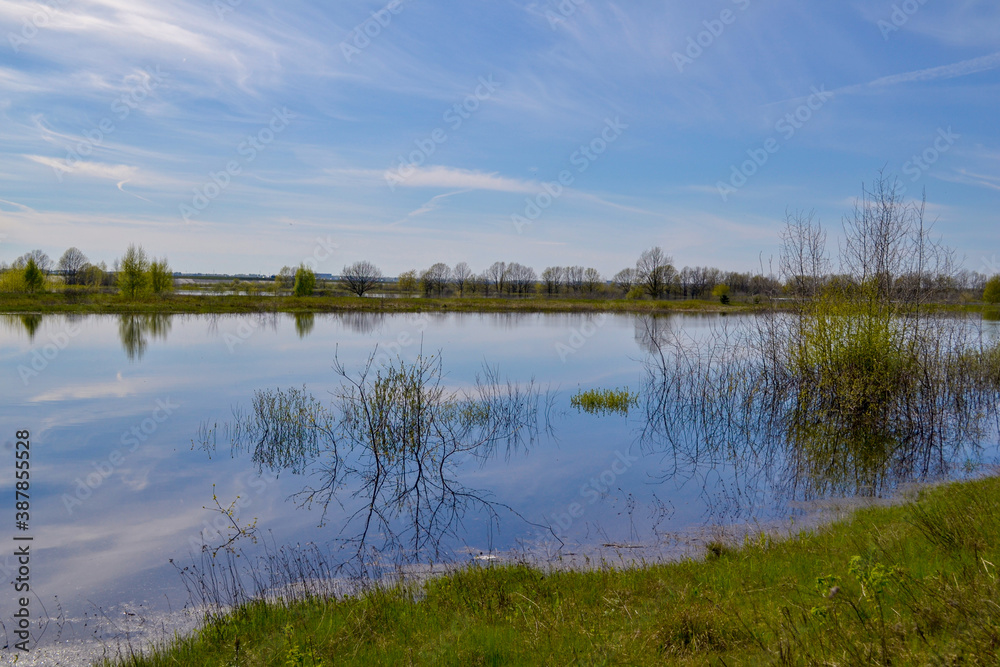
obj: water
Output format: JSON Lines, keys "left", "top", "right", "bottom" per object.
{"left": 1, "top": 311, "right": 997, "bottom": 664}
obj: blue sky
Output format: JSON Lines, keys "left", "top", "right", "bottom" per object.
{"left": 1, "top": 0, "right": 998, "bottom": 276}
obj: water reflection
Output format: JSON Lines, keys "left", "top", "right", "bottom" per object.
{"left": 293, "top": 312, "right": 315, "bottom": 338}
{"left": 0, "top": 313, "right": 45, "bottom": 339}
{"left": 119, "top": 314, "right": 172, "bottom": 360}
{"left": 642, "top": 313, "right": 1000, "bottom": 505}
{"left": 341, "top": 311, "right": 384, "bottom": 335}
{"left": 19, "top": 313, "right": 43, "bottom": 339}
{"left": 200, "top": 353, "right": 554, "bottom": 576}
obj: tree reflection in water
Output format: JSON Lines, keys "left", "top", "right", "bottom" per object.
{"left": 1, "top": 313, "right": 49, "bottom": 340}
{"left": 639, "top": 312, "right": 1000, "bottom": 510}
{"left": 199, "top": 350, "right": 554, "bottom": 579}
{"left": 119, "top": 314, "right": 172, "bottom": 361}
{"left": 293, "top": 312, "right": 314, "bottom": 338}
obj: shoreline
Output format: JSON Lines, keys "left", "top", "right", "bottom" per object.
{"left": 94, "top": 472, "right": 1000, "bottom": 666}
{"left": 0, "top": 293, "right": 752, "bottom": 316}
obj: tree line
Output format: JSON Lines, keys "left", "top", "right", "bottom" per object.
{"left": 0, "top": 244, "right": 172, "bottom": 298}
{"left": 3, "top": 241, "right": 997, "bottom": 305}
{"left": 342, "top": 247, "right": 996, "bottom": 303}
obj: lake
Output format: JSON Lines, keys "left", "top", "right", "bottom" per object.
{"left": 2, "top": 311, "right": 998, "bottom": 663}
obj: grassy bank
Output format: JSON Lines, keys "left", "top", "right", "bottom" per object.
{"left": 104, "top": 474, "right": 1000, "bottom": 666}
{"left": 0, "top": 292, "right": 744, "bottom": 315}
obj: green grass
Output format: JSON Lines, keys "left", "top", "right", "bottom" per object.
{"left": 0, "top": 291, "right": 746, "bottom": 315}
{"left": 570, "top": 387, "right": 639, "bottom": 415}
{"left": 103, "top": 475, "right": 1000, "bottom": 666}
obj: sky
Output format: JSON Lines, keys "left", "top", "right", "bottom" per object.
{"left": 0, "top": 0, "right": 998, "bottom": 277}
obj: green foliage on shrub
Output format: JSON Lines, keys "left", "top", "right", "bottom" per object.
{"left": 984, "top": 274, "right": 1000, "bottom": 305}
{"left": 23, "top": 257, "right": 45, "bottom": 293}
{"left": 294, "top": 264, "right": 317, "bottom": 297}
{"left": 711, "top": 283, "right": 730, "bottom": 305}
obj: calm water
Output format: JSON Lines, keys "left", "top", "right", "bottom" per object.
{"left": 2, "top": 312, "right": 997, "bottom": 662}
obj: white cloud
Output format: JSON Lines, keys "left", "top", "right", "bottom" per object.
{"left": 392, "top": 166, "right": 538, "bottom": 193}
{"left": 24, "top": 154, "right": 140, "bottom": 181}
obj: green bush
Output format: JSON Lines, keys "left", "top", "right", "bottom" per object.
{"left": 711, "top": 284, "right": 730, "bottom": 305}
{"left": 625, "top": 286, "right": 645, "bottom": 300}
{"left": 149, "top": 258, "right": 174, "bottom": 294}
{"left": 792, "top": 291, "right": 914, "bottom": 431}
{"left": 294, "top": 264, "right": 316, "bottom": 297}
{"left": 0, "top": 268, "right": 27, "bottom": 293}
{"left": 118, "top": 244, "right": 150, "bottom": 298}
{"left": 984, "top": 274, "right": 1000, "bottom": 305}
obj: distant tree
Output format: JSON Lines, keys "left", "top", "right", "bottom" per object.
{"left": 425, "top": 263, "right": 451, "bottom": 296}
{"left": 613, "top": 267, "right": 636, "bottom": 294}
{"left": 341, "top": 260, "right": 382, "bottom": 297}
{"left": 984, "top": 275, "right": 1000, "bottom": 305}
{"left": 23, "top": 257, "right": 45, "bottom": 293}
{"left": 636, "top": 247, "right": 673, "bottom": 299}
{"left": 81, "top": 261, "right": 112, "bottom": 288}
{"left": 465, "top": 273, "right": 483, "bottom": 296}
{"left": 778, "top": 210, "right": 828, "bottom": 299}
{"left": 477, "top": 271, "right": 493, "bottom": 297}
{"left": 541, "top": 267, "right": 563, "bottom": 295}
{"left": 117, "top": 244, "right": 150, "bottom": 298}
{"left": 274, "top": 266, "right": 295, "bottom": 293}
{"left": 294, "top": 264, "right": 317, "bottom": 296}
{"left": 14, "top": 250, "right": 52, "bottom": 273}
{"left": 582, "top": 268, "right": 602, "bottom": 293}
{"left": 453, "top": 262, "right": 472, "bottom": 297}
{"left": 397, "top": 270, "right": 418, "bottom": 295}
{"left": 149, "top": 257, "right": 174, "bottom": 294}
{"left": 712, "top": 283, "right": 731, "bottom": 305}
{"left": 486, "top": 261, "right": 507, "bottom": 295}
{"left": 564, "top": 266, "right": 584, "bottom": 293}
{"left": 506, "top": 263, "right": 536, "bottom": 295}
{"left": 418, "top": 269, "right": 433, "bottom": 297}
{"left": 58, "top": 247, "right": 88, "bottom": 285}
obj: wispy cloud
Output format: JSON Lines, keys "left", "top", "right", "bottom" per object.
{"left": 24, "top": 155, "right": 139, "bottom": 181}
{"left": 817, "top": 52, "right": 1000, "bottom": 101}
{"left": 938, "top": 169, "right": 1000, "bottom": 192}
{"left": 398, "top": 166, "right": 537, "bottom": 193}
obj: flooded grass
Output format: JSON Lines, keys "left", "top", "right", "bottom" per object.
{"left": 570, "top": 387, "right": 638, "bottom": 416}
{"left": 100, "top": 474, "right": 1000, "bottom": 666}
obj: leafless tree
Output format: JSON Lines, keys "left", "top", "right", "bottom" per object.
{"left": 582, "top": 267, "right": 602, "bottom": 293}
{"left": 541, "top": 267, "right": 563, "bottom": 295}
{"left": 614, "top": 267, "right": 637, "bottom": 294}
{"left": 341, "top": 260, "right": 383, "bottom": 297}
{"left": 58, "top": 247, "right": 88, "bottom": 285}
{"left": 486, "top": 261, "right": 508, "bottom": 294}
{"left": 452, "top": 262, "right": 472, "bottom": 296}
{"left": 14, "top": 249, "right": 52, "bottom": 273}
{"left": 779, "top": 210, "right": 828, "bottom": 299}
{"left": 423, "top": 262, "right": 451, "bottom": 296}
{"left": 564, "top": 266, "right": 584, "bottom": 293}
{"left": 506, "top": 263, "right": 536, "bottom": 295}
{"left": 636, "top": 247, "right": 673, "bottom": 298}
